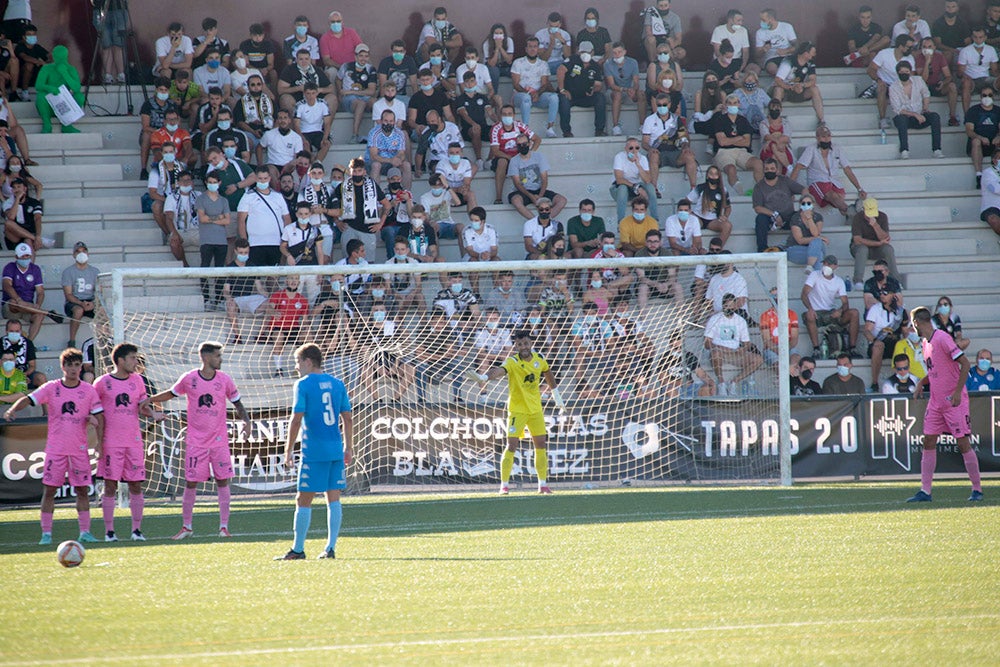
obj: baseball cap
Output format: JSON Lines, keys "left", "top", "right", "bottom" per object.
{"left": 14, "top": 242, "right": 32, "bottom": 258}
{"left": 578, "top": 41, "right": 594, "bottom": 53}
{"left": 386, "top": 167, "right": 402, "bottom": 179}
{"left": 355, "top": 43, "right": 369, "bottom": 54}
{"left": 863, "top": 197, "right": 879, "bottom": 216}
{"left": 822, "top": 254, "right": 838, "bottom": 266}
{"left": 73, "top": 241, "right": 88, "bottom": 251}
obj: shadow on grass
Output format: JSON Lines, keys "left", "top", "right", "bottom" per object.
{"left": 0, "top": 483, "right": 988, "bottom": 555}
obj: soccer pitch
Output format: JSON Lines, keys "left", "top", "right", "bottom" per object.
{"left": 2, "top": 482, "right": 998, "bottom": 665}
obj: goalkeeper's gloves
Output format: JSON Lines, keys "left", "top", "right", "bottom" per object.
{"left": 551, "top": 387, "right": 566, "bottom": 410}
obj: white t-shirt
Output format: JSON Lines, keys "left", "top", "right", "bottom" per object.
{"left": 522, "top": 217, "right": 561, "bottom": 248}
{"left": 3, "top": 0, "right": 30, "bottom": 21}
{"left": 163, "top": 191, "right": 202, "bottom": 232}
{"left": 482, "top": 37, "right": 515, "bottom": 60}
{"left": 295, "top": 99, "right": 331, "bottom": 134}
{"left": 866, "top": 303, "right": 904, "bottom": 334}
{"left": 705, "top": 312, "right": 750, "bottom": 350}
{"left": 804, "top": 270, "right": 847, "bottom": 311}
{"left": 462, "top": 224, "right": 499, "bottom": 257}
{"left": 755, "top": 22, "right": 797, "bottom": 61}
{"left": 706, "top": 271, "right": 748, "bottom": 312}
{"left": 154, "top": 35, "right": 194, "bottom": 75}
{"left": 871, "top": 48, "right": 915, "bottom": 85}
{"left": 435, "top": 158, "right": 474, "bottom": 189}
{"left": 511, "top": 56, "right": 551, "bottom": 91}
{"left": 372, "top": 97, "right": 407, "bottom": 124}
{"left": 260, "top": 128, "right": 304, "bottom": 166}
{"left": 231, "top": 68, "right": 263, "bottom": 96}
{"left": 193, "top": 65, "right": 232, "bottom": 93}
{"left": 958, "top": 44, "right": 1000, "bottom": 80}
{"left": 891, "top": 19, "right": 931, "bottom": 42}
{"left": 534, "top": 28, "right": 571, "bottom": 67}
{"left": 285, "top": 35, "right": 320, "bottom": 61}
{"left": 663, "top": 213, "right": 701, "bottom": 249}
{"left": 980, "top": 165, "right": 1000, "bottom": 213}
{"left": 420, "top": 190, "right": 455, "bottom": 225}
{"left": 710, "top": 24, "right": 750, "bottom": 54}
{"left": 640, "top": 112, "right": 684, "bottom": 146}
{"left": 237, "top": 189, "right": 288, "bottom": 246}
{"left": 455, "top": 62, "right": 492, "bottom": 93}
{"left": 428, "top": 121, "right": 464, "bottom": 163}
{"left": 612, "top": 151, "right": 650, "bottom": 186}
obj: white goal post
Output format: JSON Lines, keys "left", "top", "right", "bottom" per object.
{"left": 96, "top": 252, "right": 792, "bottom": 496}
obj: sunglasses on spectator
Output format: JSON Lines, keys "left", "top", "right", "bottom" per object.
{"left": 895, "top": 365, "right": 910, "bottom": 371}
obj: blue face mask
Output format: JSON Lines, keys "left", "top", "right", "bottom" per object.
{"left": 450, "top": 282, "right": 463, "bottom": 294}
{"left": 156, "top": 91, "right": 169, "bottom": 101}
{"left": 938, "top": 304, "right": 951, "bottom": 316}
{"left": 1, "top": 360, "right": 14, "bottom": 373}
{"left": 162, "top": 152, "right": 176, "bottom": 163}
{"left": 207, "top": 182, "right": 220, "bottom": 192}
{"left": 978, "top": 359, "right": 992, "bottom": 372}
{"left": 727, "top": 105, "right": 740, "bottom": 115}
{"left": 448, "top": 154, "right": 461, "bottom": 165}
{"left": 760, "top": 20, "right": 770, "bottom": 30}
{"left": 16, "top": 258, "right": 30, "bottom": 268}
{"left": 580, "top": 212, "right": 593, "bottom": 222}
{"left": 603, "top": 243, "right": 616, "bottom": 253}
{"left": 420, "top": 83, "right": 434, "bottom": 92}
{"left": 165, "top": 123, "right": 179, "bottom": 133}
{"left": 657, "top": 105, "right": 670, "bottom": 115}
{"left": 295, "top": 25, "right": 308, "bottom": 37}
{"left": 223, "top": 146, "right": 237, "bottom": 158}
{"left": 372, "top": 310, "right": 386, "bottom": 322}
{"left": 431, "top": 187, "right": 444, "bottom": 196}
{"left": 372, "top": 289, "right": 385, "bottom": 299}
{"left": 330, "top": 280, "right": 342, "bottom": 292}
{"left": 583, "top": 315, "right": 597, "bottom": 326}
{"left": 25, "top": 36, "right": 37, "bottom": 46}
{"left": 677, "top": 210, "right": 690, "bottom": 222}
{"left": 528, "top": 316, "right": 541, "bottom": 325}
{"left": 331, "top": 22, "right": 343, "bottom": 33}
{"left": 908, "top": 331, "right": 920, "bottom": 344}
{"left": 801, "top": 202, "right": 814, "bottom": 211}
{"left": 392, "top": 52, "right": 404, "bottom": 63}
{"left": 429, "top": 56, "right": 443, "bottom": 66}
{"left": 470, "top": 221, "right": 482, "bottom": 231}
{"left": 836, "top": 365, "right": 851, "bottom": 377}
{"left": 236, "top": 253, "right": 250, "bottom": 263}
{"left": 256, "top": 181, "right": 270, "bottom": 190}
{"left": 434, "top": 19, "right": 447, "bottom": 30}
{"left": 207, "top": 59, "right": 221, "bottom": 68}
{"left": 590, "top": 280, "right": 603, "bottom": 289}
{"left": 217, "top": 120, "right": 231, "bottom": 130}
{"left": 6, "top": 332, "right": 20, "bottom": 344}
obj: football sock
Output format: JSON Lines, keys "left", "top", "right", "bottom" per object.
{"left": 535, "top": 448, "right": 548, "bottom": 486}
{"left": 293, "top": 506, "right": 312, "bottom": 553}
{"left": 920, "top": 448, "right": 937, "bottom": 494}
{"left": 182, "top": 487, "right": 197, "bottom": 528}
{"left": 500, "top": 449, "right": 514, "bottom": 484}
{"left": 962, "top": 449, "right": 982, "bottom": 492}
{"left": 40, "top": 510, "right": 53, "bottom": 534}
{"left": 326, "top": 501, "right": 342, "bottom": 552}
{"left": 130, "top": 494, "right": 144, "bottom": 532}
{"left": 78, "top": 510, "right": 90, "bottom": 534}
{"left": 218, "top": 485, "right": 231, "bottom": 528}
{"left": 102, "top": 495, "right": 116, "bottom": 533}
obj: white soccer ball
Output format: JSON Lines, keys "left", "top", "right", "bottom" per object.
{"left": 56, "top": 540, "right": 85, "bottom": 568}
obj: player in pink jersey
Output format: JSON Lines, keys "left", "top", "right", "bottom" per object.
{"left": 4, "top": 348, "right": 104, "bottom": 545}
{"left": 150, "top": 340, "right": 251, "bottom": 539}
{"left": 94, "top": 342, "right": 164, "bottom": 542}
{"left": 907, "top": 307, "right": 983, "bottom": 503}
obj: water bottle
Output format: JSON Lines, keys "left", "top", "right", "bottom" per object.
{"left": 879, "top": 129, "right": 887, "bottom": 145}
{"left": 820, "top": 338, "right": 829, "bottom": 360}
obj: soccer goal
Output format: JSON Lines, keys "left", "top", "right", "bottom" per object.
{"left": 95, "top": 252, "right": 792, "bottom": 497}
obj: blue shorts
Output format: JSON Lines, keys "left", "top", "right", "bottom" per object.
{"left": 297, "top": 459, "right": 346, "bottom": 493}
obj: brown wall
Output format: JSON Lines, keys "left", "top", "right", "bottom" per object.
{"left": 35, "top": 0, "right": 993, "bottom": 75}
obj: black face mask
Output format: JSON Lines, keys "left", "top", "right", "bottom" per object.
{"left": 898, "top": 72, "right": 911, "bottom": 82}
{"left": 873, "top": 270, "right": 885, "bottom": 281}
{"left": 538, "top": 211, "right": 550, "bottom": 220}
{"left": 769, "top": 108, "right": 781, "bottom": 119}
{"left": 553, "top": 247, "right": 565, "bottom": 256}
{"left": 707, "top": 177, "right": 720, "bottom": 186}
{"left": 382, "top": 123, "right": 394, "bottom": 134}
{"left": 764, "top": 171, "right": 778, "bottom": 180}
{"left": 818, "top": 140, "right": 832, "bottom": 150}
{"left": 517, "top": 144, "right": 530, "bottom": 155}
{"left": 389, "top": 182, "right": 402, "bottom": 192}
{"left": 800, "top": 368, "right": 813, "bottom": 380}
{"left": 706, "top": 82, "right": 718, "bottom": 89}
{"left": 352, "top": 175, "right": 364, "bottom": 185}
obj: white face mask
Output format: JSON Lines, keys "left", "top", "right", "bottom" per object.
{"left": 235, "top": 57, "right": 247, "bottom": 69}
{"left": 75, "top": 252, "right": 89, "bottom": 264}
{"left": 580, "top": 52, "right": 592, "bottom": 63}
{"left": 821, "top": 265, "right": 834, "bottom": 278}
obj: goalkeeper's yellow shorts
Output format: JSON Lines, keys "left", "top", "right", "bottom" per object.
{"left": 508, "top": 411, "right": 546, "bottom": 439}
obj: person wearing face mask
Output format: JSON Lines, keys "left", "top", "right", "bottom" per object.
{"left": 687, "top": 166, "right": 733, "bottom": 244}
{"left": 706, "top": 41, "right": 741, "bottom": 95}
{"left": 801, "top": 255, "right": 862, "bottom": 360}
{"left": 604, "top": 42, "right": 645, "bottom": 137}
{"left": 372, "top": 79, "right": 408, "bottom": 134}
{"left": 664, "top": 199, "right": 702, "bottom": 256}
{"left": 850, "top": 197, "right": 899, "bottom": 288}
{"left": 957, "top": 27, "right": 1000, "bottom": 116}
{"left": 752, "top": 156, "right": 804, "bottom": 252}
{"left": 0, "top": 350, "right": 26, "bottom": 402}
{"left": 282, "top": 15, "right": 319, "bottom": 65}
{"left": 203, "top": 109, "right": 251, "bottom": 164}
{"left": 150, "top": 108, "right": 195, "bottom": 170}
{"left": 868, "top": 34, "right": 916, "bottom": 129}
{"left": 146, "top": 143, "right": 182, "bottom": 242}
{"left": 965, "top": 85, "right": 1000, "bottom": 188}
{"left": 566, "top": 199, "right": 606, "bottom": 258}
{"left": 888, "top": 60, "right": 943, "bottom": 159}
{"left": 881, "top": 353, "right": 918, "bottom": 394}
{"left": 264, "top": 275, "right": 310, "bottom": 376}
{"left": 460, "top": 206, "right": 498, "bottom": 275}
{"left": 754, "top": 8, "right": 797, "bottom": 75}
{"left": 418, "top": 6, "right": 464, "bottom": 63}
{"left": 204, "top": 146, "right": 254, "bottom": 242}
{"left": 617, "top": 198, "right": 658, "bottom": 256}
{"left": 555, "top": 41, "right": 606, "bottom": 139}
{"left": 733, "top": 71, "right": 769, "bottom": 130}
{"left": 642, "top": 91, "right": 698, "bottom": 190}
{"left": 511, "top": 37, "right": 560, "bottom": 138}
{"left": 482, "top": 271, "right": 526, "bottom": 326}
{"left": 367, "top": 109, "right": 411, "bottom": 190}
{"left": 196, "top": 172, "right": 233, "bottom": 307}
{"left": 455, "top": 46, "right": 500, "bottom": 110}
{"left": 576, "top": 8, "right": 611, "bottom": 63}
{"left": 758, "top": 101, "right": 794, "bottom": 173}
{"left": 861, "top": 258, "right": 902, "bottom": 312}
{"left": 711, "top": 10, "right": 750, "bottom": 72}
{"left": 279, "top": 202, "right": 326, "bottom": 305}
{"left": 3, "top": 176, "right": 44, "bottom": 252}
{"left": 452, "top": 72, "right": 495, "bottom": 170}
{"left": 691, "top": 73, "right": 725, "bottom": 141}
{"left": 59, "top": 242, "right": 99, "bottom": 348}
{"left": 965, "top": 349, "right": 1000, "bottom": 391}
{"left": 913, "top": 37, "right": 959, "bottom": 126}
{"left": 534, "top": 11, "right": 572, "bottom": 76}
{"left": 537, "top": 267, "right": 575, "bottom": 316}
{"left": 237, "top": 165, "right": 293, "bottom": 267}
{"left": 338, "top": 44, "right": 377, "bottom": 144}
{"left": 863, "top": 287, "right": 905, "bottom": 390}
{"left": 2, "top": 242, "right": 63, "bottom": 341}
{"left": 522, "top": 196, "right": 565, "bottom": 260}
{"left": 436, "top": 141, "right": 478, "bottom": 212}
{"left": 487, "top": 104, "right": 537, "bottom": 204}
{"left": 320, "top": 11, "right": 363, "bottom": 79}
{"left": 234, "top": 73, "right": 275, "bottom": 145}
{"left": 404, "top": 205, "right": 440, "bottom": 265}
{"left": 635, "top": 230, "right": 681, "bottom": 308}
{"left": 704, "top": 293, "right": 763, "bottom": 397}
{"left": 507, "top": 135, "right": 565, "bottom": 219}
{"left": 139, "top": 78, "right": 179, "bottom": 179}
{"left": 790, "top": 356, "right": 823, "bottom": 396}
{"left": 612, "top": 137, "right": 659, "bottom": 223}
{"left": 771, "top": 42, "right": 825, "bottom": 126}
{"left": 645, "top": 42, "right": 685, "bottom": 117}
{"left": 790, "top": 125, "right": 867, "bottom": 218}
{"left": 932, "top": 296, "right": 971, "bottom": 351}
{"left": 711, "top": 94, "right": 764, "bottom": 191}
{"left": 163, "top": 171, "right": 202, "bottom": 267}
{"left": 483, "top": 23, "right": 514, "bottom": 86}
{"left": 890, "top": 320, "right": 928, "bottom": 380}
{"left": 0, "top": 319, "right": 41, "bottom": 389}
{"left": 758, "top": 286, "right": 801, "bottom": 367}
{"left": 222, "top": 238, "right": 269, "bottom": 344}
{"left": 433, "top": 271, "right": 480, "bottom": 317}
{"left": 378, "top": 167, "right": 413, "bottom": 258}
{"left": 293, "top": 83, "right": 332, "bottom": 161}
{"left": 785, "top": 193, "right": 828, "bottom": 275}
{"left": 641, "top": 0, "right": 684, "bottom": 65}
{"left": 14, "top": 23, "right": 46, "bottom": 100}
{"left": 419, "top": 172, "right": 462, "bottom": 249}
{"left": 416, "top": 106, "right": 462, "bottom": 178}
{"left": 331, "top": 157, "right": 391, "bottom": 263}
{"left": 821, "top": 353, "right": 867, "bottom": 395}
{"left": 193, "top": 48, "right": 233, "bottom": 104}
{"left": 979, "top": 149, "right": 1000, "bottom": 236}
{"left": 257, "top": 109, "right": 304, "bottom": 184}
{"left": 471, "top": 308, "right": 513, "bottom": 378}
{"left": 192, "top": 87, "right": 228, "bottom": 153}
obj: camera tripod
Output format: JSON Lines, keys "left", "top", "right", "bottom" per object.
{"left": 84, "top": 0, "right": 148, "bottom": 115}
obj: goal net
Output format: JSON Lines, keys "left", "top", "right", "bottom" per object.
{"left": 94, "top": 253, "right": 792, "bottom": 497}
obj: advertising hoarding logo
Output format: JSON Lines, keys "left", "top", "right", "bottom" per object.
{"left": 869, "top": 397, "right": 917, "bottom": 471}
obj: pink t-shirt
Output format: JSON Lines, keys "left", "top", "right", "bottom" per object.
{"left": 170, "top": 369, "right": 240, "bottom": 449}
{"left": 30, "top": 380, "right": 103, "bottom": 456}
{"left": 94, "top": 373, "right": 149, "bottom": 450}
{"left": 922, "top": 329, "right": 968, "bottom": 408}
{"left": 319, "top": 28, "right": 362, "bottom": 66}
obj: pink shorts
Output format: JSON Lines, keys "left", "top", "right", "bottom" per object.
{"left": 98, "top": 447, "right": 146, "bottom": 482}
{"left": 43, "top": 452, "right": 93, "bottom": 488}
{"left": 185, "top": 445, "right": 233, "bottom": 483}
{"left": 808, "top": 182, "right": 846, "bottom": 208}
{"left": 924, "top": 400, "right": 971, "bottom": 437}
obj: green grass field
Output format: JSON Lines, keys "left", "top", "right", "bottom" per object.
{"left": 2, "top": 482, "right": 998, "bottom": 665}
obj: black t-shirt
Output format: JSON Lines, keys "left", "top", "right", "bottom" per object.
{"left": 331, "top": 180, "right": 387, "bottom": 232}
{"left": 192, "top": 35, "right": 230, "bottom": 69}
{"left": 576, "top": 28, "right": 612, "bottom": 58}
{"left": 1, "top": 336, "right": 35, "bottom": 372}
{"left": 707, "top": 58, "right": 741, "bottom": 93}
{"left": 408, "top": 89, "right": 450, "bottom": 127}
{"left": 278, "top": 64, "right": 331, "bottom": 90}
{"left": 140, "top": 98, "right": 178, "bottom": 129}
{"left": 452, "top": 92, "right": 490, "bottom": 127}
{"left": 791, "top": 377, "right": 823, "bottom": 396}
{"left": 341, "top": 63, "right": 376, "bottom": 91}
{"left": 887, "top": 376, "right": 917, "bottom": 394}
{"left": 204, "top": 128, "right": 250, "bottom": 155}
{"left": 284, "top": 225, "right": 323, "bottom": 265}
{"left": 377, "top": 56, "right": 419, "bottom": 95}
{"left": 196, "top": 102, "right": 230, "bottom": 128}
{"left": 847, "top": 22, "right": 885, "bottom": 50}
{"left": 238, "top": 38, "right": 277, "bottom": 70}
{"left": 781, "top": 59, "right": 816, "bottom": 83}
{"left": 14, "top": 42, "right": 48, "bottom": 63}
{"left": 224, "top": 262, "right": 257, "bottom": 298}
{"left": 562, "top": 55, "right": 602, "bottom": 97}
{"left": 711, "top": 113, "right": 753, "bottom": 152}
{"left": 932, "top": 16, "right": 970, "bottom": 50}
{"left": 862, "top": 276, "right": 902, "bottom": 303}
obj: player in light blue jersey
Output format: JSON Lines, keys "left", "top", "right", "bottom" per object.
{"left": 275, "top": 343, "right": 353, "bottom": 560}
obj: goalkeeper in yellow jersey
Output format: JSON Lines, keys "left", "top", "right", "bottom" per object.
{"left": 469, "top": 330, "right": 565, "bottom": 495}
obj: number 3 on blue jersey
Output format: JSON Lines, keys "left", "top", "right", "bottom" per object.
{"left": 321, "top": 391, "right": 336, "bottom": 426}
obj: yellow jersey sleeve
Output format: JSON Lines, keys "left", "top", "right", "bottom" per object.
{"left": 503, "top": 353, "right": 549, "bottom": 415}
